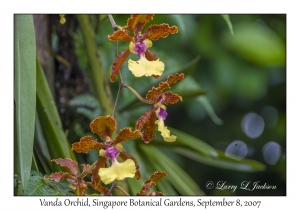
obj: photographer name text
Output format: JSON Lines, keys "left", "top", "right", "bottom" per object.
{"left": 39, "top": 197, "right": 262, "bottom": 208}
{"left": 205, "top": 180, "right": 277, "bottom": 193}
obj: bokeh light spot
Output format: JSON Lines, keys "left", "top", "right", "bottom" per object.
{"left": 262, "top": 141, "right": 281, "bottom": 165}
{"left": 241, "top": 112, "right": 265, "bottom": 138}
{"left": 225, "top": 140, "right": 248, "bottom": 160}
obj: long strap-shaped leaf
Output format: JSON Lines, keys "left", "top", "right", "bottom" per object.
{"left": 36, "top": 60, "right": 75, "bottom": 171}
{"left": 139, "top": 144, "right": 205, "bottom": 195}
{"left": 14, "top": 14, "right": 36, "bottom": 191}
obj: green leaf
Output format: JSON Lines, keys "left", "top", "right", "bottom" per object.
{"left": 177, "top": 89, "right": 207, "bottom": 99}
{"left": 127, "top": 177, "right": 143, "bottom": 195}
{"left": 76, "top": 107, "right": 99, "bottom": 121}
{"left": 14, "top": 174, "right": 24, "bottom": 196}
{"left": 24, "top": 171, "right": 74, "bottom": 195}
{"left": 36, "top": 59, "right": 75, "bottom": 171}
{"left": 14, "top": 14, "right": 36, "bottom": 191}
{"left": 173, "top": 15, "right": 188, "bottom": 41}
{"left": 172, "top": 75, "right": 207, "bottom": 100}
{"left": 169, "top": 127, "right": 218, "bottom": 157}
{"left": 69, "top": 93, "right": 101, "bottom": 121}
{"left": 197, "top": 96, "right": 223, "bottom": 125}
{"left": 31, "top": 155, "right": 39, "bottom": 171}
{"left": 118, "top": 55, "right": 201, "bottom": 112}
{"left": 222, "top": 23, "right": 285, "bottom": 66}
{"left": 155, "top": 176, "right": 177, "bottom": 196}
{"left": 141, "top": 152, "right": 177, "bottom": 195}
{"left": 122, "top": 141, "right": 145, "bottom": 194}
{"left": 69, "top": 93, "right": 100, "bottom": 109}
{"left": 34, "top": 113, "right": 52, "bottom": 174}
{"left": 221, "top": 15, "right": 234, "bottom": 36}
{"left": 174, "top": 147, "right": 266, "bottom": 172}
{"left": 73, "top": 122, "right": 86, "bottom": 138}
{"left": 139, "top": 145, "right": 204, "bottom": 195}
{"left": 172, "top": 55, "right": 201, "bottom": 76}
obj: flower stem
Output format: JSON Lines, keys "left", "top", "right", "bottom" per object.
{"left": 105, "top": 182, "right": 129, "bottom": 196}
{"left": 115, "top": 185, "right": 130, "bottom": 196}
{"left": 122, "top": 83, "right": 152, "bottom": 104}
{"left": 108, "top": 14, "right": 123, "bottom": 31}
{"left": 78, "top": 160, "right": 98, "bottom": 179}
{"left": 112, "top": 82, "right": 122, "bottom": 117}
{"left": 108, "top": 14, "right": 124, "bottom": 117}
{"left": 112, "top": 40, "right": 123, "bottom": 117}
{"left": 106, "top": 182, "right": 117, "bottom": 196}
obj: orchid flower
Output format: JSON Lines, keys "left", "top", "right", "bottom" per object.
{"left": 135, "top": 73, "right": 184, "bottom": 143}
{"left": 72, "top": 115, "right": 142, "bottom": 185}
{"left": 108, "top": 14, "right": 178, "bottom": 81}
{"left": 98, "top": 144, "right": 136, "bottom": 185}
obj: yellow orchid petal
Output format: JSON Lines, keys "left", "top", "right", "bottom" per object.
{"left": 115, "top": 143, "right": 123, "bottom": 152}
{"left": 155, "top": 102, "right": 166, "bottom": 112}
{"left": 128, "top": 56, "right": 164, "bottom": 77}
{"left": 129, "top": 41, "right": 135, "bottom": 53}
{"left": 155, "top": 119, "right": 176, "bottom": 142}
{"left": 143, "top": 39, "right": 152, "bottom": 49}
{"left": 99, "top": 149, "right": 106, "bottom": 157}
{"left": 99, "top": 159, "right": 136, "bottom": 185}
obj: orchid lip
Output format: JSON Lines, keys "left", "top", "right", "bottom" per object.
{"left": 105, "top": 147, "right": 120, "bottom": 160}
{"left": 98, "top": 159, "right": 136, "bottom": 185}
{"left": 134, "top": 42, "right": 147, "bottom": 56}
{"left": 157, "top": 107, "right": 168, "bottom": 120}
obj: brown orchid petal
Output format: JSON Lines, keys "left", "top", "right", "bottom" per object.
{"left": 119, "top": 151, "right": 141, "bottom": 180}
{"left": 113, "top": 128, "right": 142, "bottom": 145}
{"left": 127, "top": 14, "right": 154, "bottom": 35}
{"left": 166, "top": 73, "right": 185, "bottom": 86}
{"left": 146, "top": 74, "right": 184, "bottom": 103}
{"left": 87, "top": 158, "right": 109, "bottom": 195}
{"left": 146, "top": 82, "right": 170, "bottom": 103}
{"left": 141, "top": 109, "right": 157, "bottom": 143}
{"left": 44, "top": 172, "right": 76, "bottom": 182}
{"left": 75, "top": 181, "right": 88, "bottom": 196}
{"left": 137, "top": 171, "right": 167, "bottom": 196}
{"left": 108, "top": 30, "right": 133, "bottom": 42}
{"left": 161, "top": 92, "right": 182, "bottom": 105}
{"left": 90, "top": 115, "right": 117, "bottom": 141}
{"left": 150, "top": 191, "right": 166, "bottom": 196}
{"left": 88, "top": 183, "right": 109, "bottom": 195}
{"left": 91, "top": 158, "right": 106, "bottom": 184}
{"left": 144, "top": 24, "right": 178, "bottom": 41}
{"left": 135, "top": 108, "right": 157, "bottom": 130}
{"left": 110, "top": 49, "right": 130, "bottom": 82}
{"left": 145, "top": 49, "right": 158, "bottom": 61}
{"left": 81, "top": 164, "right": 91, "bottom": 174}
{"left": 152, "top": 75, "right": 161, "bottom": 79}
{"left": 51, "top": 158, "right": 78, "bottom": 176}
{"left": 69, "top": 182, "right": 77, "bottom": 190}
{"left": 89, "top": 193, "right": 99, "bottom": 196}
{"left": 72, "top": 136, "right": 106, "bottom": 153}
